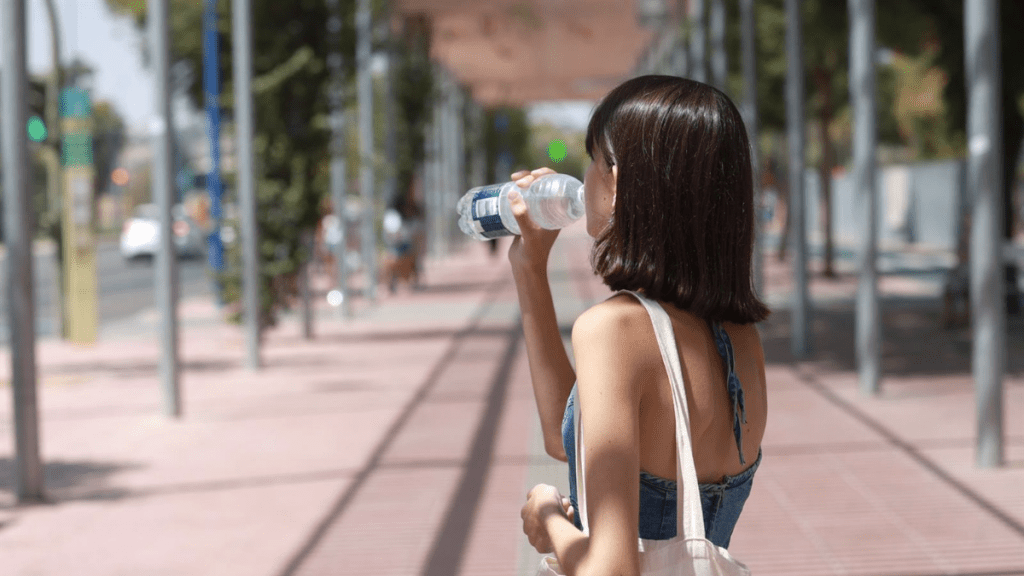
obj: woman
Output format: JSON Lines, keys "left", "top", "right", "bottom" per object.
{"left": 511, "top": 76, "right": 769, "bottom": 575}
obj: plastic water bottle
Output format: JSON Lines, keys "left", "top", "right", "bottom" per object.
{"left": 456, "top": 174, "right": 585, "bottom": 240}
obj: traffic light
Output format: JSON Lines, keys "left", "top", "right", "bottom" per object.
{"left": 26, "top": 77, "right": 48, "bottom": 143}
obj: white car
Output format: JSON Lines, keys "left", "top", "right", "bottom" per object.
{"left": 120, "top": 203, "right": 205, "bottom": 260}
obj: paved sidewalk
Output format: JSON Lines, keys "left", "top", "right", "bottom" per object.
{"left": 0, "top": 221, "right": 1021, "bottom": 576}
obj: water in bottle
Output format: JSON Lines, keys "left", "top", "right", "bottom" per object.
{"left": 456, "top": 174, "right": 585, "bottom": 240}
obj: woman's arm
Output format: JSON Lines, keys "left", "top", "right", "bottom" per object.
{"left": 512, "top": 264, "right": 576, "bottom": 461}
{"left": 525, "top": 299, "right": 650, "bottom": 576}
{"left": 508, "top": 168, "right": 577, "bottom": 461}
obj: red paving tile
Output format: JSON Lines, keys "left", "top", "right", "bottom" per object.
{"left": 1, "top": 224, "right": 1023, "bottom": 575}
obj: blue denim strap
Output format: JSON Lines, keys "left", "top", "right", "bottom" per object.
{"left": 710, "top": 321, "right": 747, "bottom": 465}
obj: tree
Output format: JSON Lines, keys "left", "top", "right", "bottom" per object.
{"left": 92, "top": 101, "right": 126, "bottom": 202}
{"left": 104, "top": 0, "right": 436, "bottom": 326}
{"left": 878, "top": 0, "right": 1024, "bottom": 313}
{"left": 725, "top": 0, "right": 902, "bottom": 275}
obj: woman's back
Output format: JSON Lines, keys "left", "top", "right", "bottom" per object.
{"left": 619, "top": 294, "right": 768, "bottom": 484}
{"left": 562, "top": 292, "right": 767, "bottom": 545}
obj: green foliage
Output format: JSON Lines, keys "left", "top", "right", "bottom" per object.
{"left": 388, "top": 19, "right": 435, "bottom": 205}
{"left": 485, "top": 107, "right": 532, "bottom": 181}
{"left": 877, "top": 0, "right": 1023, "bottom": 236}
{"left": 92, "top": 101, "right": 126, "bottom": 197}
{"left": 725, "top": 0, "right": 953, "bottom": 159}
{"left": 528, "top": 124, "right": 585, "bottom": 181}
{"left": 104, "top": 0, "right": 433, "bottom": 327}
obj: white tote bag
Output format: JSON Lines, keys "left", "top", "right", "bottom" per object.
{"left": 537, "top": 292, "right": 751, "bottom": 576}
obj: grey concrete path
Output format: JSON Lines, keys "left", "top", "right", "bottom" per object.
{"left": 0, "top": 220, "right": 1021, "bottom": 576}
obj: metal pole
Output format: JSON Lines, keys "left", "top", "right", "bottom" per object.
{"left": 203, "top": 0, "right": 225, "bottom": 304}
{"left": 382, "top": 23, "right": 399, "bottom": 208}
{"left": 965, "top": 0, "right": 1005, "bottom": 468}
{"left": 740, "top": 0, "right": 763, "bottom": 299}
{"left": 785, "top": 0, "right": 809, "bottom": 358}
{"left": 326, "top": 0, "right": 352, "bottom": 318}
{"left": 688, "top": 0, "right": 706, "bottom": 83}
{"left": 332, "top": 111, "right": 353, "bottom": 319}
{"left": 709, "top": 0, "right": 726, "bottom": 90}
{"left": 850, "top": 0, "right": 880, "bottom": 395}
{"left": 150, "top": 0, "right": 182, "bottom": 416}
{"left": 299, "top": 231, "right": 313, "bottom": 339}
{"left": 432, "top": 73, "right": 449, "bottom": 258}
{"left": 444, "top": 74, "right": 457, "bottom": 252}
{"left": 232, "top": 0, "right": 261, "bottom": 369}
{"left": 41, "top": 0, "right": 65, "bottom": 339}
{"left": 452, "top": 85, "right": 465, "bottom": 248}
{"left": 438, "top": 73, "right": 450, "bottom": 255}
{"left": 671, "top": 26, "right": 689, "bottom": 78}
{"left": 425, "top": 114, "right": 441, "bottom": 258}
{"left": 471, "top": 101, "right": 486, "bottom": 188}
{"left": 357, "top": 0, "right": 377, "bottom": 302}
{"left": 2, "top": 0, "right": 45, "bottom": 503}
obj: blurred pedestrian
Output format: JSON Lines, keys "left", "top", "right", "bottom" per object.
{"left": 381, "top": 197, "right": 424, "bottom": 294}
{"left": 512, "top": 76, "right": 768, "bottom": 575}
{"left": 315, "top": 197, "right": 342, "bottom": 282}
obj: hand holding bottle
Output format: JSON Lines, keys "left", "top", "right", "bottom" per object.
{"left": 507, "top": 168, "right": 563, "bottom": 276}
{"left": 456, "top": 170, "right": 584, "bottom": 240}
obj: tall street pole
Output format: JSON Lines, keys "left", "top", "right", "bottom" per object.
{"left": 430, "top": 70, "right": 448, "bottom": 258}
{"left": 203, "top": 0, "right": 226, "bottom": 304}
{"left": 709, "top": 0, "right": 727, "bottom": 91}
{"left": 965, "top": 0, "right": 1005, "bottom": 468}
{"left": 233, "top": 0, "right": 262, "bottom": 369}
{"left": 785, "top": 0, "right": 809, "bottom": 358}
{"left": 688, "top": 0, "right": 706, "bottom": 83}
{"left": 442, "top": 71, "right": 456, "bottom": 253}
{"left": 150, "top": 0, "right": 182, "bottom": 416}
{"left": 740, "top": 0, "right": 763, "bottom": 298}
{"left": 382, "top": 19, "right": 398, "bottom": 208}
{"left": 42, "top": 0, "right": 62, "bottom": 218}
{"left": 426, "top": 112, "right": 443, "bottom": 258}
{"left": 2, "top": 0, "right": 45, "bottom": 503}
{"left": 470, "top": 101, "right": 486, "bottom": 189}
{"left": 326, "top": 0, "right": 352, "bottom": 318}
{"left": 850, "top": 0, "right": 881, "bottom": 396}
{"left": 41, "top": 0, "right": 65, "bottom": 339}
{"left": 357, "top": 0, "right": 378, "bottom": 303}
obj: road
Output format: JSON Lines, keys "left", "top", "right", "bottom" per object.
{"left": 0, "top": 239, "right": 212, "bottom": 342}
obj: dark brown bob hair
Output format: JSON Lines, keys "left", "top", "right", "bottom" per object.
{"left": 586, "top": 75, "right": 770, "bottom": 324}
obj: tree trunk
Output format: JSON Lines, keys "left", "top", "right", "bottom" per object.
{"left": 769, "top": 156, "right": 791, "bottom": 262}
{"left": 814, "top": 67, "right": 836, "bottom": 278}
{"left": 1002, "top": 90, "right": 1022, "bottom": 315}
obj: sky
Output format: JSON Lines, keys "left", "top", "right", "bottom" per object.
{"left": 26, "top": 0, "right": 155, "bottom": 134}
{"left": 14, "top": 1, "right": 591, "bottom": 136}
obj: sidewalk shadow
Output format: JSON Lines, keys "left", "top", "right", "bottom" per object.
{"left": 0, "top": 457, "right": 138, "bottom": 507}
{"left": 275, "top": 278, "right": 521, "bottom": 576}
{"left": 40, "top": 358, "right": 239, "bottom": 379}
{"left": 304, "top": 325, "right": 514, "bottom": 345}
{"left": 409, "top": 281, "right": 496, "bottom": 295}
{"left": 761, "top": 297, "right": 1024, "bottom": 378}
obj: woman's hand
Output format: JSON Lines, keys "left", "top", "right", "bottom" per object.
{"left": 521, "top": 483, "right": 575, "bottom": 554}
{"left": 507, "top": 167, "right": 562, "bottom": 276}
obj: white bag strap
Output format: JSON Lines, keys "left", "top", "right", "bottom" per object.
{"left": 573, "top": 384, "right": 588, "bottom": 535}
{"left": 574, "top": 290, "right": 706, "bottom": 541}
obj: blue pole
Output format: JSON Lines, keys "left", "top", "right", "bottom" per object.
{"left": 203, "top": 0, "right": 225, "bottom": 301}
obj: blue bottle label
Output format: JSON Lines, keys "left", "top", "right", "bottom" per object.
{"left": 471, "top": 187, "right": 512, "bottom": 238}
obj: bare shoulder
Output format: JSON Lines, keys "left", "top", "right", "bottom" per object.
{"left": 571, "top": 293, "right": 651, "bottom": 345}
{"left": 571, "top": 294, "right": 661, "bottom": 380}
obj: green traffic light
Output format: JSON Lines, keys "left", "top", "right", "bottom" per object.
{"left": 548, "top": 140, "right": 568, "bottom": 163}
{"left": 27, "top": 116, "right": 47, "bottom": 142}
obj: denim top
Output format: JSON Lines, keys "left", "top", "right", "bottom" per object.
{"left": 562, "top": 303, "right": 761, "bottom": 548}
